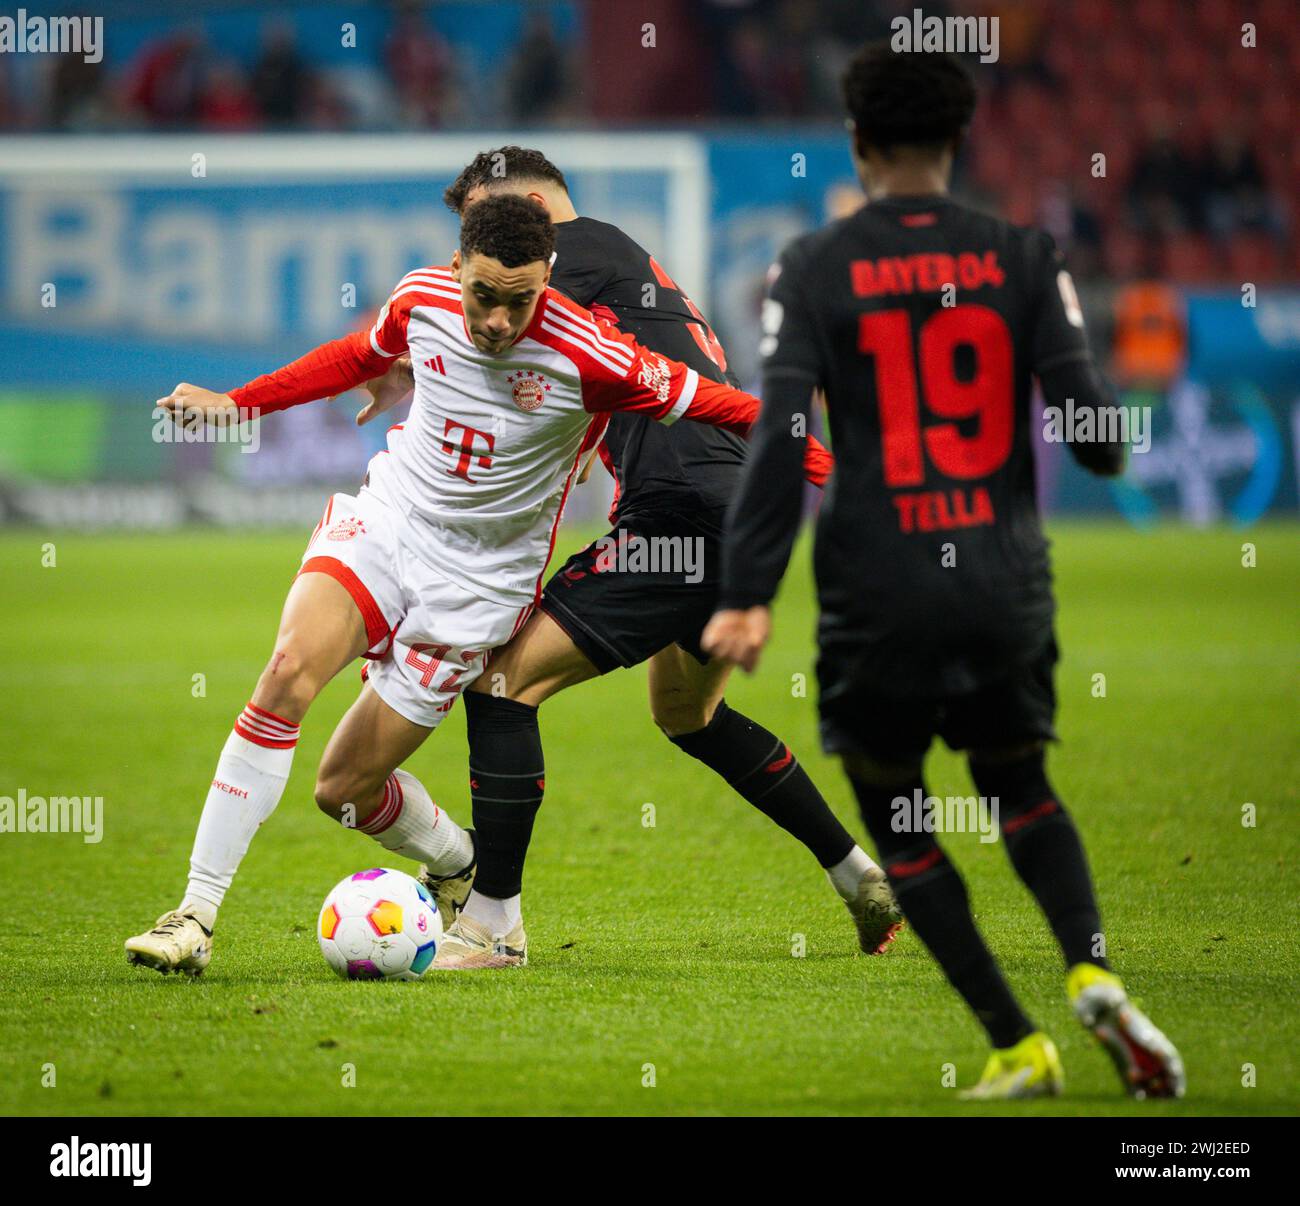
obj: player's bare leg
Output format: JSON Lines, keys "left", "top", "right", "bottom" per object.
{"left": 125, "top": 572, "right": 368, "bottom": 975}
{"left": 969, "top": 742, "right": 1185, "bottom": 1097}
{"left": 480, "top": 607, "right": 602, "bottom": 707}
{"left": 314, "top": 684, "right": 477, "bottom": 929}
{"left": 649, "top": 647, "right": 901, "bottom": 954}
{"left": 427, "top": 610, "right": 600, "bottom": 967}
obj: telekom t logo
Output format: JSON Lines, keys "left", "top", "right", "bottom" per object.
{"left": 441, "top": 417, "right": 495, "bottom": 483}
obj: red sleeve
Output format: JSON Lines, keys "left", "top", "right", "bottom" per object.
{"left": 575, "top": 329, "right": 703, "bottom": 423}
{"left": 229, "top": 330, "right": 392, "bottom": 418}
{"left": 229, "top": 287, "right": 411, "bottom": 418}
{"left": 553, "top": 299, "right": 832, "bottom": 484}
{"left": 803, "top": 434, "right": 833, "bottom": 488}
{"left": 671, "top": 375, "right": 834, "bottom": 486}
{"left": 565, "top": 310, "right": 750, "bottom": 431}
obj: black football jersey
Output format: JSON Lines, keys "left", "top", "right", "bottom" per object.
{"left": 550, "top": 217, "right": 747, "bottom": 532}
{"left": 724, "top": 195, "right": 1098, "bottom": 695}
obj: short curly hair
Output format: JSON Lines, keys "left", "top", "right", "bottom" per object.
{"left": 444, "top": 146, "right": 569, "bottom": 214}
{"left": 459, "top": 193, "right": 555, "bottom": 269}
{"left": 842, "top": 40, "right": 977, "bottom": 152}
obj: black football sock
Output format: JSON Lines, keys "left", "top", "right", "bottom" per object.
{"left": 970, "top": 750, "right": 1108, "bottom": 971}
{"left": 669, "top": 701, "right": 856, "bottom": 868}
{"left": 463, "top": 692, "right": 544, "bottom": 900}
{"left": 850, "top": 775, "right": 1035, "bottom": 1049}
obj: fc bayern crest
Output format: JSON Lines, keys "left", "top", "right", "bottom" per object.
{"left": 326, "top": 516, "right": 366, "bottom": 541}
{"left": 506, "top": 370, "right": 551, "bottom": 412}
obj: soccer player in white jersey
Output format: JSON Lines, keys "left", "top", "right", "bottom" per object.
{"left": 124, "top": 195, "right": 831, "bottom": 975}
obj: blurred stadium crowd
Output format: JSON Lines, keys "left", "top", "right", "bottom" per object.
{"left": 0, "top": 0, "right": 1294, "bottom": 288}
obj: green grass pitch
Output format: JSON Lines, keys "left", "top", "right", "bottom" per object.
{"left": 1, "top": 522, "right": 1297, "bottom": 1116}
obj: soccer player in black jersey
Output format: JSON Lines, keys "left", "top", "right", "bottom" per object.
{"left": 358, "top": 146, "right": 902, "bottom": 968}
{"left": 703, "top": 45, "right": 1184, "bottom": 1099}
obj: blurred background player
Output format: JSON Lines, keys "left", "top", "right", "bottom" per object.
{"left": 703, "top": 43, "right": 1185, "bottom": 1100}
{"left": 357, "top": 147, "right": 901, "bottom": 968}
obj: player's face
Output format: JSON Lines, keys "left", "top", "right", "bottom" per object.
{"left": 452, "top": 250, "right": 551, "bottom": 355}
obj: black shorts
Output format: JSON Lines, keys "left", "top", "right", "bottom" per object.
{"left": 818, "top": 637, "right": 1059, "bottom": 763}
{"left": 540, "top": 516, "right": 720, "bottom": 674}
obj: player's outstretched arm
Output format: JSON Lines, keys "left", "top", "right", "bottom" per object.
{"left": 229, "top": 329, "right": 395, "bottom": 419}
{"left": 155, "top": 381, "right": 240, "bottom": 425}
{"left": 574, "top": 314, "right": 831, "bottom": 485}
{"left": 681, "top": 375, "right": 832, "bottom": 487}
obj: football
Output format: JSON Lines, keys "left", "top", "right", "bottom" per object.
{"left": 317, "top": 868, "right": 442, "bottom": 981}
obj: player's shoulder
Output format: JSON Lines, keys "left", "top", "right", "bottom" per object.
{"left": 393, "top": 263, "right": 456, "bottom": 290}
{"left": 555, "top": 216, "right": 653, "bottom": 290}
{"left": 388, "top": 264, "right": 461, "bottom": 309}
{"left": 768, "top": 223, "right": 837, "bottom": 294}
{"left": 537, "top": 288, "right": 638, "bottom": 374}
{"left": 940, "top": 199, "right": 1061, "bottom": 266}
{"left": 774, "top": 202, "right": 914, "bottom": 272}
{"left": 560, "top": 215, "right": 645, "bottom": 257}
{"left": 543, "top": 285, "right": 605, "bottom": 325}
{"left": 779, "top": 219, "right": 846, "bottom": 267}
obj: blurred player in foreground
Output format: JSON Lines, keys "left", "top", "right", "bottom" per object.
{"left": 124, "top": 195, "right": 823, "bottom": 974}
{"left": 359, "top": 147, "right": 901, "bottom": 968}
{"left": 703, "top": 43, "right": 1185, "bottom": 1100}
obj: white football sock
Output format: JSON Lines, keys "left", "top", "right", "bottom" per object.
{"left": 356, "top": 768, "right": 473, "bottom": 876}
{"left": 461, "top": 889, "right": 522, "bottom": 934}
{"left": 183, "top": 703, "right": 300, "bottom": 925}
{"left": 826, "top": 844, "right": 879, "bottom": 901}
{"left": 179, "top": 896, "right": 218, "bottom": 932}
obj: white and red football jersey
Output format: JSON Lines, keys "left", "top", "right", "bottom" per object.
{"left": 230, "top": 265, "right": 831, "bottom": 605}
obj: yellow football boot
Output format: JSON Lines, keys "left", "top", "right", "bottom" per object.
{"left": 959, "top": 1031, "right": 1064, "bottom": 1100}
{"left": 1068, "top": 964, "right": 1185, "bottom": 1099}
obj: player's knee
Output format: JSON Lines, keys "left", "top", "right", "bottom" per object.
{"left": 651, "top": 687, "right": 717, "bottom": 738}
{"left": 969, "top": 740, "right": 1045, "bottom": 768}
{"left": 312, "top": 768, "right": 349, "bottom": 820}
{"left": 841, "top": 750, "right": 923, "bottom": 788}
{"left": 313, "top": 764, "right": 376, "bottom": 823}
{"left": 257, "top": 640, "right": 327, "bottom": 715}
{"left": 968, "top": 745, "right": 1060, "bottom": 830}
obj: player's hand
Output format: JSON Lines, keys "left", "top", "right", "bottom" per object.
{"left": 700, "top": 606, "right": 772, "bottom": 673}
{"left": 154, "top": 382, "right": 240, "bottom": 426}
{"left": 355, "top": 355, "right": 414, "bottom": 426}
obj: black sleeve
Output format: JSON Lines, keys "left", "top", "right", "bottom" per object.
{"left": 1030, "top": 233, "right": 1126, "bottom": 476}
{"left": 717, "top": 244, "right": 821, "bottom": 610}
{"left": 1030, "top": 232, "right": 1091, "bottom": 375}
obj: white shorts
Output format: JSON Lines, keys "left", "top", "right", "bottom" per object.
{"left": 300, "top": 489, "right": 533, "bottom": 729}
